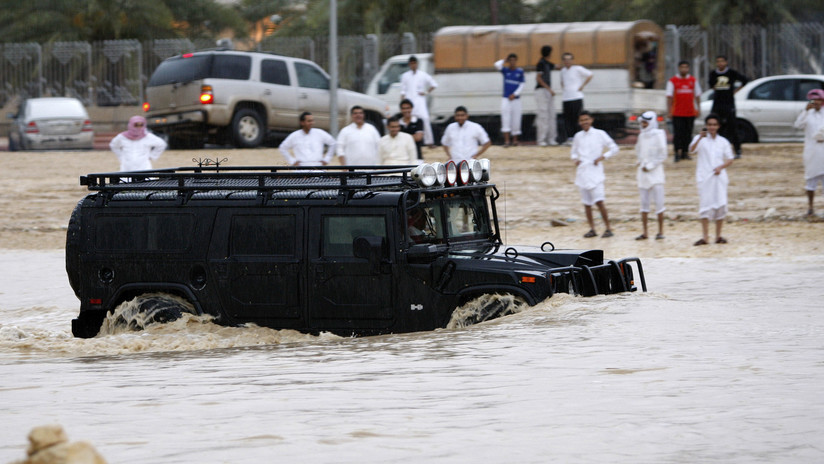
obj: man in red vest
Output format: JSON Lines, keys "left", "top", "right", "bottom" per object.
{"left": 666, "top": 61, "right": 702, "bottom": 162}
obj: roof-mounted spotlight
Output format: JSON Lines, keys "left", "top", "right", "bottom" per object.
{"left": 478, "top": 158, "right": 491, "bottom": 181}
{"left": 457, "top": 160, "right": 471, "bottom": 185}
{"left": 432, "top": 162, "right": 447, "bottom": 186}
{"left": 445, "top": 161, "right": 458, "bottom": 186}
{"left": 410, "top": 163, "right": 437, "bottom": 187}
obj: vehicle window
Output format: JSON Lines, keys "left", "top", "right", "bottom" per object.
{"left": 378, "top": 62, "right": 409, "bottom": 94}
{"left": 443, "top": 197, "right": 490, "bottom": 239}
{"left": 322, "top": 215, "right": 386, "bottom": 257}
{"left": 211, "top": 55, "right": 251, "bottom": 80}
{"left": 406, "top": 204, "right": 443, "bottom": 244}
{"left": 231, "top": 215, "right": 295, "bottom": 256}
{"left": 799, "top": 80, "right": 824, "bottom": 101}
{"left": 94, "top": 214, "right": 193, "bottom": 251}
{"left": 261, "top": 59, "right": 290, "bottom": 86}
{"left": 148, "top": 55, "right": 212, "bottom": 86}
{"left": 749, "top": 79, "right": 793, "bottom": 101}
{"left": 295, "top": 62, "right": 329, "bottom": 90}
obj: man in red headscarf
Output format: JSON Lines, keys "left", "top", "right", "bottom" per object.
{"left": 109, "top": 115, "right": 168, "bottom": 171}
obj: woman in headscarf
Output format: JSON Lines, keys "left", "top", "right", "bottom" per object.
{"left": 793, "top": 88, "right": 824, "bottom": 216}
{"left": 634, "top": 111, "right": 667, "bottom": 240}
{"left": 689, "top": 113, "right": 735, "bottom": 246}
{"left": 109, "top": 116, "right": 168, "bottom": 172}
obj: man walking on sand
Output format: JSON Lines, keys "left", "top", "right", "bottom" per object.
{"left": 400, "top": 55, "right": 437, "bottom": 146}
{"left": 571, "top": 111, "right": 619, "bottom": 238}
{"left": 667, "top": 60, "right": 702, "bottom": 162}
{"left": 793, "top": 88, "right": 824, "bottom": 216}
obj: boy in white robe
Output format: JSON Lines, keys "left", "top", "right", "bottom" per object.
{"left": 689, "top": 113, "right": 735, "bottom": 245}
{"left": 793, "top": 88, "right": 824, "bottom": 216}
{"left": 570, "top": 111, "right": 619, "bottom": 238}
{"left": 634, "top": 111, "right": 667, "bottom": 240}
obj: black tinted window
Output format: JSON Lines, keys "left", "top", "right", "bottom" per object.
{"left": 212, "top": 55, "right": 251, "bottom": 80}
{"left": 261, "top": 59, "right": 290, "bottom": 86}
{"left": 148, "top": 55, "right": 212, "bottom": 86}
{"left": 749, "top": 79, "right": 793, "bottom": 101}
{"left": 231, "top": 215, "right": 295, "bottom": 256}
{"left": 322, "top": 215, "right": 386, "bottom": 257}
{"left": 799, "top": 80, "right": 824, "bottom": 101}
{"left": 295, "top": 62, "right": 329, "bottom": 90}
{"left": 95, "top": 214, "right": 193, "bottom": 251}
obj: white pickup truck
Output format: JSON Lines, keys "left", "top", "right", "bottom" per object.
{"left": 366, "top": 21, "right": 668, "bottom": 140}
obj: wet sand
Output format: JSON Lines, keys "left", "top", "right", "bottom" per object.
{"left": 0, "top": 143, "right": 821, "bottom": 258}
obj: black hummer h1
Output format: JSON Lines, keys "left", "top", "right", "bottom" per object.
{"left": 67, "top": 160, "right": 646, "bottom": 338}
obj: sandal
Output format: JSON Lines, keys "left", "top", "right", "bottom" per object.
{"left": 583, "top": 229, "right": 597, "bottom": 238}
{"left": 655, "top": 233, "right": 665, "bottom": 240}
{"left": 635, "top": 234, "right": 648, "bottom": 240}
{"left": 693, "top": 238, "right": 708, "bottom": 246}
{"left": 601, "top": 230, "right": 614, "bottom": 238}
{"left": 716, "top": 237, "right": 728, "bottom": 244}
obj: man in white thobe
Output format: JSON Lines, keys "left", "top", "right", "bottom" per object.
{"left": 793, "top": 88, "right": 824, "bottom": 216}
{"left": 379, "top": 116, "right": 418, "bottom": 165}
{"left": 400, "top": 55, "right": 437, "bottom": 146}
{"left": 278, "top": 112, "right": 336, "bottom": 166}
{"left": 336, "top": 106, "right": 381, "bottom": 165}
{"left": 571, "top": 111, "right": 618, "bottom": 238}
{"left": 441, "top": 106, "right": 491, "bottom": 163}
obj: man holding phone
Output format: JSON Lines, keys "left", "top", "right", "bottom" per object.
{"left": 793, "top": 88, "right": 824, "bottom": 216}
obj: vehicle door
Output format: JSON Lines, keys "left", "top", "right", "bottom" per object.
{"left": 208, "top": 208, "right": 304, "bottom": 328}
{"left": 741, "top": 78, "right": 797, "bottom": 140}
{"left": 260, "top": 58, "right": 298, "bottom": 130}
{"left": 307, "top": 209, "right": 395, "bottom": 331}
{"left": 294, "top": 62, "right": 332, "bottom": 129}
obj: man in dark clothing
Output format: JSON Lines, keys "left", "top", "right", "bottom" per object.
{"left": 709, "top": 55, "right": 748, "bottom": 158}
{"left": 397, "top": 99, "right": 425, "bottom": 159}
{"left": 535, "top": 45, "right": 557, "bottom": 146}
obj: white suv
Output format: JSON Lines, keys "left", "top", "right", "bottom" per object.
{"left": 145, "top": 50, "right": 387, "bottom": 149}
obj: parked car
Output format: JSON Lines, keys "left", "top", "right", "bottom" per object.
{"left": 144, "top": 50, "right": 388, "bottom": 149}
{"left": 699, "top": 74, "right": 824, "bottom": 143}
{"left": 6, "top": 97, "right": 94, "bottom": 151}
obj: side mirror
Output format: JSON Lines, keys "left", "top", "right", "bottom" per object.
{"left": 353, "top": 235, "right": 386, "bottom": 274}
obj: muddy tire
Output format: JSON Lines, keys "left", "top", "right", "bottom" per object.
{"left": 102, "top": 292, "right": 197, "bottom": 334}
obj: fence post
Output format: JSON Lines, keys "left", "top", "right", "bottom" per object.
{"left": 402, "top": 32, "right": 417, "bottom": 55}
{"left": 760, "top": 27, "right": 767, "bottom": 78}
{"left": 364, "top": 34, "right": 379, "bottom": 91}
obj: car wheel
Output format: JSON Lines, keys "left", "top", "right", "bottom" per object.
{"left": 736, "top": 119, "right": 758, "bottom": 144}
{"left": 232, "top": 108, "right": 264, "bottom": 148}
{"left": 100, "top": 292, "right": 197, "bottom": 334}
{"left": 447, "top": 293, "right": 528, "bottom": 329}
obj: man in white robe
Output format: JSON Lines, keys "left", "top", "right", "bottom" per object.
{"left": 634, "top": 111, "right": 667, "bottom": 240}
{"left": 441, "top": 106, "right": 491, "bottom": 163}
{"left": 689, "top": 114, "right": 735, "bottom": 245}
{"left": 400, "top": 56, "right": 437, "bottom": 146}
{"left": 379, "top": 116, "right": 418, "bottom": 165}
{"left": 336, "top": 106, "right": 381, "bottom": 165}
{"left": 279, "top": 112, "right": 336, "bottom": 166}
{"left": 570, "top": 111, "right": 619, "bottom": 238}
{"left": 793, "top": 88, "right": 824, "bottom": 216}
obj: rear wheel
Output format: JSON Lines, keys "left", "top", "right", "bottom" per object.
{"left": 736, "top": 119, "right": 758, "bottom": 144}
{"left": 232, "top": 108, "right": 264, "bottom": 148}
{"left": 100, "top": 292, "right": 197, "bottom": 334}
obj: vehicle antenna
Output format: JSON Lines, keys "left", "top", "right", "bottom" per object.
{"left": 503, "top": 181, "right": 507, "bottom": 245}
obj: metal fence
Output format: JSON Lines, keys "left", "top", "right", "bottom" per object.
{"left": 1, "top": 24, "right": 821, "bottom": 109}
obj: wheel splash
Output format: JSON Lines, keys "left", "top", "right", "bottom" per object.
{"left": 98, "top": 293, "right": 196, "bottom": 335}
{"left": 446, "top": 294, "right": 528, "bottom": 329}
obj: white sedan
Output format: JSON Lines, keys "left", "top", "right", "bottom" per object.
{"left": 699, "top": 74, "right": 824, "bottom": 143}
{"left": 7, "top": 97, "right": 94, "bottom": 151}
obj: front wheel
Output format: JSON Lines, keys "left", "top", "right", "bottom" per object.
{"left": 736, "top": 119, "right": 758, "bottom": 144}
{"left": 232, "top": 108, "right": 264, "bottom": 148}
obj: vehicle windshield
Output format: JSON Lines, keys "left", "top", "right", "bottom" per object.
{"left": 407, "top": 193, "right": 492, "bottom": 245}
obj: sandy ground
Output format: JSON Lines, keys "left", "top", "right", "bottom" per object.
{"left": 0, "top": 142, "right": 821, "bottom": 259}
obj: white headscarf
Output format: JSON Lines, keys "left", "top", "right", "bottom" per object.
{"left": 639, "top": 111, "right": 658, "bottom": 134}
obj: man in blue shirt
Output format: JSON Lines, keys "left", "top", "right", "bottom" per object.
{"left": 494, "top": 53, "right": 525, "bottom": 147}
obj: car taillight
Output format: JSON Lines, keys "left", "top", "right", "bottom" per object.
{"left": 82, "top": 119, "right": 93, "bottom": 132}
{"left": 200, "top": 85, "right": 213, "bottom": 104}
{"left": 142, "top": 102, "right": 150, "bottom": 112}
{"left": 25, "top": 121, "right": 39, "bottom": 133}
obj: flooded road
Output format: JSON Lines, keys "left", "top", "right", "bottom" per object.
{"left": 2, "top": 251, "right": 823, "bottom": 463}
